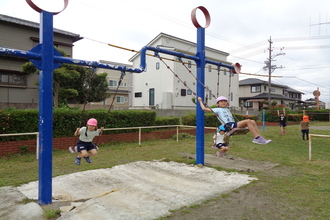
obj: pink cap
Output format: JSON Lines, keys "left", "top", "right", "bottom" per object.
{"left": 87, "top": 118, "right": 98, "bottom": 126}
{"left": 216, "top": 96, "right": 228, "bottom": 103}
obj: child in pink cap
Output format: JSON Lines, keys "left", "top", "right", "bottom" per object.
{"left": 74, "top": 118, "right": 104, "bottom": 165}
{"left": 198, "top": 96, "right": 271, "bottom": 144}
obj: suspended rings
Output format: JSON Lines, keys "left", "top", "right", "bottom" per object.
{"left": 191, "top": 6, "right": 211, "bottom": 28}
{"left": 26, "top": 0, "right": 69, "bottom": 15}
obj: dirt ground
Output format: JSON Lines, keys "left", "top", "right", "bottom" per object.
{"left": 165, "top": 153, "right": 312, "bottom": 220}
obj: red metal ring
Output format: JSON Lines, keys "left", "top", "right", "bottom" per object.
{"left": 232, "top": 63, "right": 241, "bottom": 74}
{"left": 26, "top": 0, "right": 69, "bottom": 15}
{"left": 191, "top": 6, "right": 211, "bottom": 28}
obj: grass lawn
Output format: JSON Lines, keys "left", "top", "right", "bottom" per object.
{"left": 1, "top": 121, "right": 330, "bottom": 219}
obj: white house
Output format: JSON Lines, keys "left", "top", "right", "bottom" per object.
{"left": 128, "top": 33, "right": 239, "bottom": 110}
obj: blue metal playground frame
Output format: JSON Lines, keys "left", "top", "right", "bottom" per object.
{"left": 0, "top": 5, "right": 237, "bottom": 205}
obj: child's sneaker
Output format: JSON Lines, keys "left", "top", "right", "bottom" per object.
{"left": 75, "top": 157, "right": 81, "bottom": 165}
{"left": 84, "top": 157, "right": 92, "bottom": 163}
{"left": 252, "top": 136, "right": 272, "bottom": 144}
{"left": 69, "top": 146, "right": 78, "bottom": 153}
{"left": 211, "top": 145, "right": 218, "bottom": 149}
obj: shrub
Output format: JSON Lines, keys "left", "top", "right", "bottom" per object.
{"left": 0, "top": 108, "right": 157, "bottom": 141}
{"left": 154, "top": 117, "right": 180, "bottom": 126}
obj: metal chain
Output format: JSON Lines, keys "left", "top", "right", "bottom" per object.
{"left": 178, "top": 57, "right": 217, "bottom": 100}
{"left": 155, "top": 52, "right": 197, "bottom": 96}
{"left": 94, "top": 70, "right": 126, "bottom": 145}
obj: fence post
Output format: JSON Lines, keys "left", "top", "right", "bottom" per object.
{"left": 36, "top": 132, "right": 39, "bottom": 160}
{"left": 262, "top": 110, "right": 266, "bottom": 132}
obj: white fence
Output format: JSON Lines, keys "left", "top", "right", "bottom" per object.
{"left": 0, "top": 125, "right": 217, "bottom": 159}
{"left": 308, "top": 134, "right": 330, "bottom": 160}
{"left": 103, "top": 125, "right": 217, "bottom": 145}
{"left": 0, "top": 132, "right": 39, "bottom": 158}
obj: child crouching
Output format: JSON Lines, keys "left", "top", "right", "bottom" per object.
{"left": 213, "top": 125, "right": 229, "bottom": 158}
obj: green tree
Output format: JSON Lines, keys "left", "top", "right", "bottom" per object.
{"left": 21, "top": 47, "right": 109, "bottom": 107}
{"left": 67, "top": 70, "right": 110, "bottom": 104}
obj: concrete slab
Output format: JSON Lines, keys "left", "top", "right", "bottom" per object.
{"left": 0, "top": 186, "right": 44, "bottom": 220}
{"left": 186, "top": 153, "right": 279, "bottom": 172}
{"left": 2, "top": 160, "right": 257, "bottom": 220}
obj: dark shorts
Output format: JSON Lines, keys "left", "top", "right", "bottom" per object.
{"left": 301, "top": 129, "right": 309, "bottom": 134}
{"left": 225, "top": 122, "right": 237, "bottom": 132}
{"left": 215, "top": 143, "right": 228, "bottom": 149}
{"left": 77, "top": 140, "right": 96, "bottom": 152}
{"left": 280, "top": 122, "right": 286, "bottom": 127}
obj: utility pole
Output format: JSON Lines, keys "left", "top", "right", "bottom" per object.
{"left": 263, "top": 36, "right": 285, "bottom": 105}
{"left": 267, "top": 37, "right": 272, "bottom": 104}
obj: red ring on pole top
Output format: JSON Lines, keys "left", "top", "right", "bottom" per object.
{"left": 232, "top": 63, "right": 241, "bottom": 74}
{"left": 191, "top": 6, "right": 211, "bottom": 28}
{"left": 26, "top": 0, "right": 69, "bottom": 15}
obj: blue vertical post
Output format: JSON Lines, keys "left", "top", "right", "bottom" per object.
{"left": 195, "top": 27, "right": 206, "bottom": 165}
{"left": 38, "top": 11, "right": 54, "bottom": 205}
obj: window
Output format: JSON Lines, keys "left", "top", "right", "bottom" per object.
{"left": 251, "top": 85, "right": 261, "bottom": 93}
{"left": 120, "top": 82, "right": 127, "bottom": 87}
{"left": 135, "top": 92, "right": 142, "bottom": 97}
{"left": 208, "top": 65, "right": 212, "bottom": 72}
{"left": 156, "top": 62, "right": 160, "bottom": 70}
{"left": 223, "top": 70, "right": 227, "bottom": 75}
{"left": 116, "top": 96, "right": 126, "bottom": 103}
{"left": 109, "top": 80, "right": 117, "bottom": 87}
{"left": 0, "top": 72, "right": 26, "bottom": 86}
{"left": 188, "top": 61, "right": 191, "bottom": 68}
{"left": 264, "top": 86, "right": 267, "bottom": 91}
{"left": 244, "top": 101, "right": 252, "bottom": 107}
{"left": 181, "top": 89, "right": 186, "bottom": 96}
{"left": 187, "top": 89, "right": 192, "bottom": 95}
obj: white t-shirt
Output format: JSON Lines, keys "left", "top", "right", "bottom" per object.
{"left": 213, "top": 132, "right": 225, "bottom": 144}
{"left": 211, "top": 107, "right": 235, "bottom": 125}
{"left": 79, "top": 126, "right": 100, "bottom": 142}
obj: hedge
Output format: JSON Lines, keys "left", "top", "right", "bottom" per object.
{"left": 264, "top": 109, "right": 330, "bottom": 122}
{"left": 1, "top": 108, "right": 180, "bottom": 141}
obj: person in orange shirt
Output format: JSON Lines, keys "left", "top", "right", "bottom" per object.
{"left": 300, "top": 113, "right": 310, "bottom": 141}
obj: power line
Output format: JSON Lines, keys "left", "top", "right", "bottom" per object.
{"left": 274, "top": 45, "right": 330, "bottom": 50}
{"left": 277, "top": 64, "right": 330, "bottom": 71}
{"left": 273, "top": 35, "right": 330, "bottom": 42}
{"left": 294, "top": 76, "right": 330, "bottom": 89}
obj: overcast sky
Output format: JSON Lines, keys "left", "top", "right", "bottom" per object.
{"left": 1, "top": 0, "right": 330, "bottom": 103}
